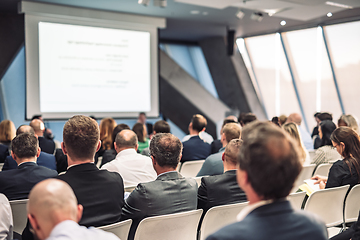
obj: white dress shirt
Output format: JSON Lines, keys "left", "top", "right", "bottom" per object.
{"left": 101, "top": 148, "right": 157, "bottom": 188}
{"left": 182, "top": 131, "right": 214, "bottom": 144}
{"left": 0, "top": 194, "right": 13, "bottom": 240}
{"left": 46, "top": 220, "right": 119, "bottom": 240}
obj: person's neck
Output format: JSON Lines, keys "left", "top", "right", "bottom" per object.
{"left": 223, "top": 163, "right": 237, "bottom": 172}
{"left": 116, "top": 147, "right": 135, "bottom": 154}
{"left": 17, "top": 158, "right": 36, "bottom": 165}
{"left": 221, "top": 141, "right": 228, "bottom": 148}
{"left": 246, "top": 189, "right": 264, "bottom": 205}
{"left": 67, "top": 157, "right": 93, "bottom": 168}
{"left": 189, "top": 129, "right": 200, "bottom": 136}
{"left": 156, "top": 167, "right": 176, "bottom": 176}
{"left": 36, "top": 132, "right": 44, "bottom": 137}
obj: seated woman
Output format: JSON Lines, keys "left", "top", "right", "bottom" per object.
{"left": 0, "top": 120, "right": 16, "bottom": 163}
{"left": 338, "top": 114, "right": 360, "bottom": 135}
{"left": 132, "top": 123, "right": 149, "bottom": 153}
{"left": 312, "top": 127, "right": 360, "bottom": 190}
{"left": 283, "top": 122, "right": 310, "bottom": 165}
{"left": 311, "top": 120, "right": 341, "bottom": 167}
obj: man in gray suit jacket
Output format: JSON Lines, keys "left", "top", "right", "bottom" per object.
{"left": 206, "top": 121, "right": 328, "bottom": 240}
{"left": 121, "top": 133, "right": 197, "bottom": 240}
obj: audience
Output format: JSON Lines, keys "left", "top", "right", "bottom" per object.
{"left": 287, "top": 113, "right": 313, "bottom": 150}
{"left": 0, "top": 193, "right": 13, "bottom": 240}
{"left": 211, "top": 118, "right": 237, "bottom": 154}
{"left": 198, "top": 139, "right": 246, "bottom": 214}
{"left": 27, "top": 179, "right": 120, "bottom": 240}
{"left": 311, "top": 120, "right": 340, "bottom": 167}
{"left": 101, "top": 129, "right": 157, "bottom": 188}
{"left": 132, "top": 123, "right": 149, "bottom": 153}
{"left": 181, "top": 114, "right": 211, "bottom": 162}
{"left": 238, "top": 112, "right": 257, "bottom": 127}
{"left": 311, "top": 112, "right": 321, "bottom": 139}
{"left": 312, "top": 127, "right": 360, "bottom": 190}
{"left": 0, "top": 132, "right": 57, "bottom": 201}
{"left": 101, "top": 123, "right": 130, "bottom": 167}
{"left": 197, "top": 123, "right": 241, "bottom": 176}
{"left": 0, "top": 120, "right": 16, "bottom": 163}
{"left": 283, "top": 122, "right": 310, "bottom": 165}
{"left": 31, "top": 115, "right": 54, "bottom": 140}
{"left": 141, "top": 120, "right": 171, "bottom": 156}
{"left": 182, "top": 115, "right": 214, "bottom": 144}
{"left": 206, "top": 121, "right": 327, "bottom": 240}
{"left": 30, "top": 119, "right": 55, "bottom": 154}
{"left": 2, "top": 125, "right": 56, "bottom": 171}
{"left": 338, "top": 114, "right": 359, "bottom": 135}
{"left": 121, "top": 133, "right": 197, "bottom": 240}
{"left": 137, "top": 112, "right": 153, "bottom": 138}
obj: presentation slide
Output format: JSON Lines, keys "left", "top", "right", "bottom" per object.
{"left": 38, "top": 22, "right": 151, "bottom": 113}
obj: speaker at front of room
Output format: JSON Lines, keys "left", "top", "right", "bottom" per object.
{"left": 227, "top": 30, "right": 235, "bottom": 56}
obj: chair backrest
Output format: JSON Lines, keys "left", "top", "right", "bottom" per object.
{"left": 344, "top": 184, "right": 360, "bottom": 223}
{"left": 98, "top": 219, "right": 132, "bottom": 240}
{"left": 288, "top": 192, "right": 306, "bottom": 210}
{"left": 179, "top": 160, "right": 205, "bottom": 178}
{"left": 291, "top": 164, "right": 316, "bottom": 193}
{"left": 0, "top": 163, "right": 4, "bottom": 171}
{"left": 304, "top": 185, "right": 349, "bottom": 227}
{"left": 308, "top": 150, "right": 316, "bottom": 161}
{"left": 313, "top": 163, "right": 333, "bottom": 177}
{"left": 134, "top": 209, "right": 203, "bottom": 240}
{"left": 199, "top": 202, "right": 248, "bottom": 240}
{"left": 10, "top": 199, "right": 29, "bottom": 234}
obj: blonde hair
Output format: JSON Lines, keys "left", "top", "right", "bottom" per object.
{"left": 0, "top": 120, "right": 16, "bottom": 142}
{"left": 340, "top": 115, "right": 359, "bottom": 135}
{"left": 282, "top": 122, "right": 307, "bottom": 164}
{"left": 99, "top": 118, "right": 116, "bottom": 150}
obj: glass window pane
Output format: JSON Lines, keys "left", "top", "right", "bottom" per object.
{"left": 324, "top": 21, "right": 360, "bottom": 121}
{"left": 245, "top": 33, "right": 303, "bottom": 124}
{"left": 284, "top": 27, "right": 343, "bottom": 130}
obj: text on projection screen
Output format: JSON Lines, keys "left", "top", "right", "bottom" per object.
{"left": 38, "top": 22, "right": 151, "bottom": 113}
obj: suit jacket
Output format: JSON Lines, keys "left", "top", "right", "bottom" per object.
{"left": 2, "top": 152, "right": 56, "bottom": 171}
{"left": 0, "top": 162, "right": 58, "bottom": 200}
{"left": 38, "top": 136, "right": 55, "bottom": 154}
{"left": 101, "top": 149, "right": 117, "bottom": 167}
{"left": 206, "top": 200, "right": 328, "bottom": 240}
{"left": 54, "top": 149, "right": 68, "bottom": 173}
{"left": 197, "top": 170, "right": 247, "bottom": 213}
{"left": 210, "top": 139, "right": 222, "bottom": 154}
{"left": 121, "top": 171, "right": 198, "bottom": 240}
{"left": 57, "top": 163, "right": 124, "bottom": 227}
{"left": 197, "top": 147, "right": 225, "bottom": 177}
{"left": 181, "top": 136, "right": 211, "bottom": 162}
{"left": 0, "top": 143, "right": 10, "bottom": 163}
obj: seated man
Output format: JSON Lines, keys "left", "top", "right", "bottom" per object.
{"left": 181, "top": 114, "right": 211, "bottom": 162}
{"left": 27, "top": 179, "right": 119, "bottom": 240}
{"left": 2, "top": 125, "right": 56, "bottom": 171}
{"left": 198, "top": 139, "right": 246, "bottom": 214}
{"left": 0, "top": 193, "right": 13, "bottom": 240}
{"left": 211, "top": 117, "right": 238, "bottom": 154}
{"left": 197, "top": 123, "right": 241, "bottom": 176}
{"left": 101, "top": 129, "right": 157, "bottom": 188}
{"left": 30, "top": 119, "right": 55, "bottom": 154}
{"left": 121, "top": 133, "right": 197, "bottom": 240}
{"left": 0, "top": 133, "right": 57, "bottom": 200}
{"left": 206, "top": 121, "right": 327, "bottom": 240}
{"left": 141, "top": 120, "right": 170, "bottom": 156}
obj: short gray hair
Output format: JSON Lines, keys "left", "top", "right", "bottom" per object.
{"left": 149, "top": 133, "right": 182, "bottom": 168}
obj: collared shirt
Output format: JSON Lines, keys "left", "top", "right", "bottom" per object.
{"left": 182, "top": 132, "right": 214, "bottom": 144}
{"left": 67, "top": 162, "right": 95, "bottom": 170}
{"left": 101, "top": 148, "right": 157, "bottom": 188}
{"left": 0, "top": 194, "right": 13, "bottom": 240}
{"left": 46, "top": 220, "right": 119, "bottom": 240}
{"left": 237, "top": 200, "right": 274, "bottom": 221}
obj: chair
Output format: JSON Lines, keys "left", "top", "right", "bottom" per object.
{"left": 98, "top": 219, "right": 132, "bottom": 240}
{"left": 291, "top": 164, "right": 316, "bottom": 193}
{"left": 308, "top": 150, "right": 316, "bottom": 161}
{"left": 133, "top": 209, "right": 203, "bottom": 240}
{"left": 344, "top": 184, "right": 360, "bottom": 224}
{"left": 304, "top": 185, "right": 349, "bottom": 227}
{"left": 0, "top": 163, "right": 4, "bottom": 171}
{"left": 288, "top": 191, "right": 306, "bottom": 210}
{"left": 199, "top": 202, "right": 248, "bottom": 240}
{"left": 313, "top": 163, "right": 332, "bottom": 177}
{"left": 179, "top": 160, "right": 205, "bottom": 178}
{"left": 10, "top": 199, "right": 29, "bottom": 234}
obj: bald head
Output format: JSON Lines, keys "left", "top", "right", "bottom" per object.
{"left": 28, "top": 179, "right": 82, "bottom": 240}
{"left": 287, "top": 113, "right": 302, "bottom": 126}
{"left": 16, "top": 125, "right": 35, "bottom": 136}
{"left": 30, "top": 119, "right": 45, "bottom": 135}
{"left": 115, "top": 129, "right": 138, "bottom": 151}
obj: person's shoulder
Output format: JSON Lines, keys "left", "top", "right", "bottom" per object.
{"left": 39, "top": 151, "right": 55, "bottom": 158}
{"left": 35, "top": 165, "right": 58, "bottom": 176}
{"left": 206, "top": 221, "right": 246, "bottom": 240}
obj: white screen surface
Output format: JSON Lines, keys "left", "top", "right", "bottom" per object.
{"left": 38, "top": 22, "right": 151, "bottom": 113}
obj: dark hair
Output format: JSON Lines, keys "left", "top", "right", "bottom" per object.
{"left": 271, "top": 117, "right": 280, "bottom": 127}
{"left": 330, "top": 127, "right": 360, "bottom": 183}
{"left": 318, "top": 112, "right": 333, "bottom": 121}
{"left": 133, "top": 123, "right": 146, "bottom": 143}
{"left": 153, "top": 120, "right": 170, "bottom": 134}
{"left": 240, "top": 113, "right": 257, "bottom": 126}
{"left": 222, "top": 119, "right": 237, "bottom": 128}
{"left": 63, "top": 115, "right": 100, "bottom": 160}
{"left": 222, "top": 123, "right": 241, "bottom": 143}
{"left": 16, "top": 125, "right": 35, "bottom": 136}
{"left": 238, "top": 121, "right": 302, "bottom": 200}
{"left": 139, "top": 112, "right": 146, "bottom": 117}
{"left": 11, "top": 132, "right": 38, "bottom": 159}
{"left": 115, "top": 130, "right": 138, "bottom": 149}
{"left": 31, "top": 115, "right": 42, "bottom": 121}
{"left": 319, "top": 120, "right": 336, "bottom": 147}
{"left": 149, "top": 133, "right": 182, "bottom": 168}
{"left": 111, "top": 124, "right": 130, "bottom": 149}
{"left": 314, "top": 112, "right": 321, "bottom": 118}
{"left": 191, "top": 114, "right": 207, "bottom": 132}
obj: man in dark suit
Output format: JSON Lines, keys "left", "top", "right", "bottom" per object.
{"left": 206, "top": 121, "right": 328, "bottom": 240}
{"left": 0, "top": 132, "right": 57, "bottom": 201}
{"left": 181, "top": 114, "right": 211, "bottom": 162}
{"left": 121, "top": 133, "right": 197, "bottom": 240}
{"left": 198, "top": 139, "right": 246, "bottom": 214}
{"left": 30, "top": 119, "right": 55, "bottom": 154}
{"left": 2, "top": 125, "right": 56, "bottom": 171}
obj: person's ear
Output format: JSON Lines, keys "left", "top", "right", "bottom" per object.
{"left": 151, "top": 155, "right": 156, "bottom": 166}
{"left": 36, "top": 147, "right": 41, "bottom": 158}
{"left": 135, "top": 144, "right": 139, "bottom": 152}
{"left": 61, "top": 142, "right": 67, "bottom": 155}
{"left": 95, "top": 140, "right": 101, "bottom": 152}
{"left": 114, "top": 143, "right": 118, "bottom": 152}
{"left": 28, "top": 213, "right": 43, "bottom": 240}
{"left": 222, "top": 152, "right": 225, "bottom": 162}
{"left": 11, "top": 151, "right": 17, "bottom": 161}
{"left": 76, "top": 204, "right": 83, "bottom": 223}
